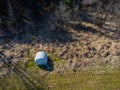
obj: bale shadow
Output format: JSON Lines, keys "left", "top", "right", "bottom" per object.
{"left": 38, "top": 57, "right": 54, "bottom": 71}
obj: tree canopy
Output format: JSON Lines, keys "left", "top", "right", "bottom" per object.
{"left": 0, "top": 0, "right": 119, "bottom": 37}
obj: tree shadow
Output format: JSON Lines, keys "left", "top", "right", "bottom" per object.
{"left": 66, "top": 19, "right": 120, "bottom": 41}
{"left": 52, "top": 10, "right": 119, "bottom": 41}
{"left": 0, "top": 52, "right": 45, "bottom": 89}
{"left": 7, "top": 23, "right": 76, "bottom": 44}
{"left": 1, "top": 4, "right": 119, "bottom": 44}
{"left": 101, "top": 25, "right": 120, "bottom": 40}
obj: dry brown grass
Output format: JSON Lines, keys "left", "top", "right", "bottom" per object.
{"left": 0, "top": 18, "right": 120, "bottom": 73}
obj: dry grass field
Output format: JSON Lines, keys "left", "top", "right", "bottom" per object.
{"left": 0, "top": 14, "right": 120, "bottom": 90}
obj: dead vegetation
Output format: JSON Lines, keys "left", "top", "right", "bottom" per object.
{"left": 0, "top": 15, "right": 120, "bottom": 75}
{"left": 0, "top": 0, "right": 120, "bottom": 78}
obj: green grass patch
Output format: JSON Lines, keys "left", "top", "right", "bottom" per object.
{"left": 26, "top": 61, "right": 35, "bottom": 67}
{"left": 44, "top": 69, "right": 120, "bottom": 90}
{"left": 0, "top": 72, "right": 44, "bottom": 90}
{"left": 1, "top": 54, "right": 120, "bottom": 90}
{"left": 1, "top": 64, "right": 120, "bottom": 90}
{"left": 47, "top": 53, "right": 65, "bottom": 63}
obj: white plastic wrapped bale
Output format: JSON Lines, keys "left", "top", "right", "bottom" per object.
{"left": 35, "top": 51, "right": 48, "bottom": 65}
